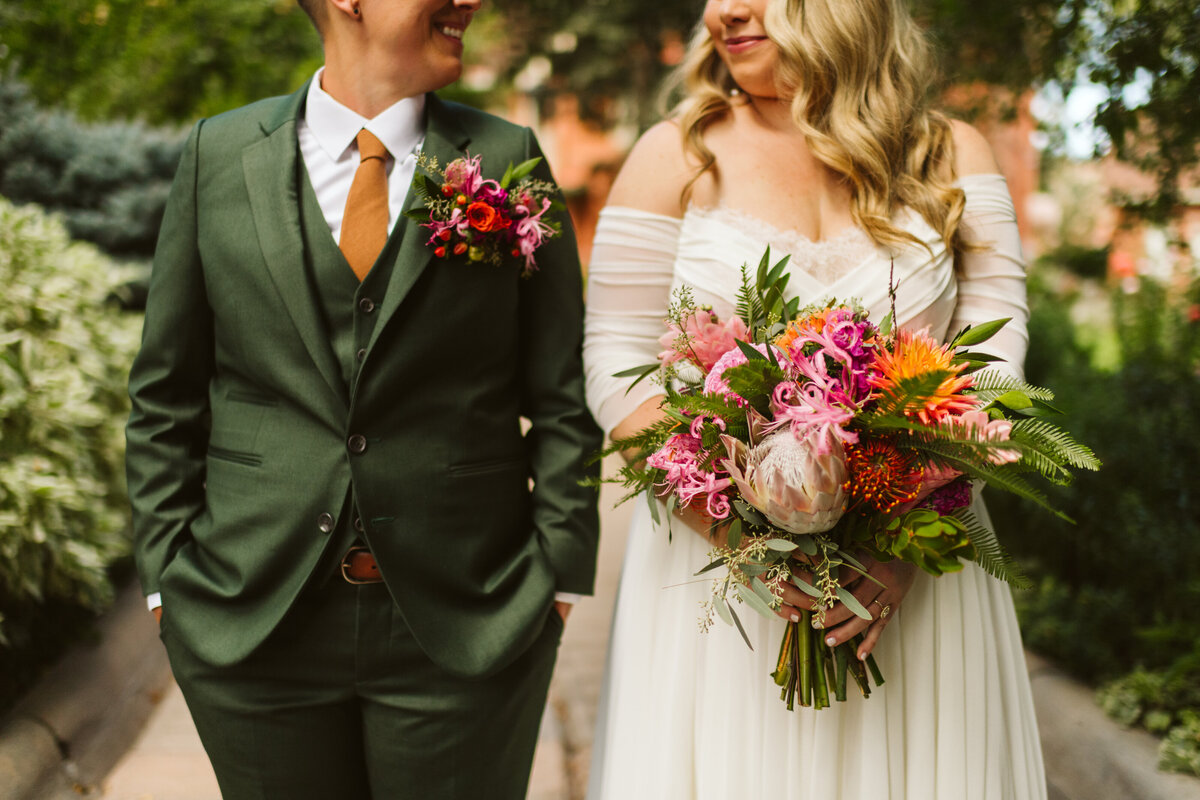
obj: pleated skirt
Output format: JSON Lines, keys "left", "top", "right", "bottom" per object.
{"left": 587, "top": 499, "right": 1047, "bottom": 799}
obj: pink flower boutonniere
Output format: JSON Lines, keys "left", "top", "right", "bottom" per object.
{"left": 408, "top": 153, "right": 564, "bottom": 278}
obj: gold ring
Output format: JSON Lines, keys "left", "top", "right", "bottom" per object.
{"left": 871, "top": 599, "right": 892, "bottom": 619}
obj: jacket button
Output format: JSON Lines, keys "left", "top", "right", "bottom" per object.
{"left": 354, "top": 517, "right": 364, "bottom": 532}
{"left": 317, "top": 512, "right": 335, "bottom": 534}
{"left": 358, "top": 297, "right": 376, "bottom": 314}
{"left": 348, "top": 434, "right": 368, "bottom": 454}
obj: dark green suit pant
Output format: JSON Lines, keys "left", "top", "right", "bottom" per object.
{"left": 162, "top": 580, "right": 562, "bottom": 799}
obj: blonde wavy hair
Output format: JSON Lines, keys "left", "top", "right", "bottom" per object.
{"left": 671, "top": 0, "right": 966, "bottom": 254}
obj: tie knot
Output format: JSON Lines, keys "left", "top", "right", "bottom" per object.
{"left": 355, "top": 128, "right": 389, "bottom": 163}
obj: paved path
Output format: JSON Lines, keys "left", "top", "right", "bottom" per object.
{"left": 97, "top": 462, "right": 632, "bottom": 800}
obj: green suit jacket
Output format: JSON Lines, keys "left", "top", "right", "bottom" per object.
{"left": 126, "top": 85, "right": 601, "bottom": 677}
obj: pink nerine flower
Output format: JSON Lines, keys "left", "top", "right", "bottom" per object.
{"left": 658, "top": 310, "right": 750, "bottom": 373}
{"left": 769, "top": 353, "right": 859, "bottom": 454}
{"left": 646, "top": 433, "right": 733, "bottom": 519}
{"left": 944, "top": 410, "right": 1020, "bottom": 465}
{"left": 512, "top": 197, "right": 555, "bottom": 273}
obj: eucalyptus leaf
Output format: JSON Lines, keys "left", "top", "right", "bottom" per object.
{"left": 765, "top": 538, "right": 798, "bottom": 552}
{"left": 737, "top": 581, "right": 778, "bottom": 621}
{"left": 836, "top": 586, "right": 874, "bottom": 621}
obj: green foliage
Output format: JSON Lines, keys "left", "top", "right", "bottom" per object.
{"left": 989, "top": 272, "right": 1200, "bottom": 759}
{"left": 0, "top": 76, "right": 183, "bottom": 265}
{"left": 0, "top": 0, "right": 322, "bottom": 125}
{"left": 1096, "top": 647, "right": 1200, "bottom": 776}
{"left": 0, "top": 198, "right": 141, "bottom": 706}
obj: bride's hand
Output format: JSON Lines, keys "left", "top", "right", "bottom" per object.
{"left": 811, "top": 555, "right": 917, "bottom": 661}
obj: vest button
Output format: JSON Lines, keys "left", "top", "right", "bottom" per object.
{"left": 348, "top": 434, "right": 368, "bottom": 454}
{"left": 358, "top": 297, "right": 376, "bottom": 314}
{"left": 316, "top": 512, "right": 335, "bottom": 534}
{"left": 356, "top": 348, "right": 367, "bottom": 362}
{"left": 354, "top": 517, "right": 365, "bottom": 532}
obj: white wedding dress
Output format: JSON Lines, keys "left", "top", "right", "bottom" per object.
{"left": 582, "top": 174, "right": 1047, "bottom": 799}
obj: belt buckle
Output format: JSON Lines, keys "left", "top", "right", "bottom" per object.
{"left": 340, "top": 544, "right": 380, "bottom": 585}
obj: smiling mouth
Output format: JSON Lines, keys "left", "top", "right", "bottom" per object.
{"left": 436, "top": 24, "right": 465, "bottom": 40}
{"left": 725, "top": 36, "right": 766, "bottom": 48}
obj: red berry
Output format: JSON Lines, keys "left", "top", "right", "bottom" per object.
{"left": 511, "top": 248, "right": 521, "bottom": 257}
{"left": 434, "top": 246, "right": 446, "bottom": 258}
{"left": 453, "top": 242, "right": 468, "bottom": 256}
{"left": 456, "top": 194, "right": 468, "bottom": 205}
{"left": 438, "top": 229, "right": 452, "bottom": 241}
{"left": 441, "top": 184, "right": 454, "bottom": 197}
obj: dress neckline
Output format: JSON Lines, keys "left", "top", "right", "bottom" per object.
{"left": 684, "top": 203, "right": 880, "bottom": 287}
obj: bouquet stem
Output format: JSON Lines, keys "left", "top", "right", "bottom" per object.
{"left": 771, "top": 617, "right": 886, "bottom": 710}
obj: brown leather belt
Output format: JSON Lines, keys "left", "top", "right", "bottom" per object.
{"left": 340, "top": 545, "right": 383, "bottom": 584}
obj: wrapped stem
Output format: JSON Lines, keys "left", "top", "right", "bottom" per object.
{"left": 812, "top": 632, "right": 830, "bottom": 709}
{"left": 797, "top": 610, "right": 812, "bottom": 707}
{"left": 834, "top": 641, "right": 849, "bottom": 702}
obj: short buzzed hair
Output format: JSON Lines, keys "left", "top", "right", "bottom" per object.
{"left": 297, "top": 0, "right": 326, "bottom": 35}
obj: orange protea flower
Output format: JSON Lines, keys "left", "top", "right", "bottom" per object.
{"left": 869, "top": 329, "right": 977, "bottom": 424}
{"left": 843, "top": 438, "right": 925, "bottom": 514}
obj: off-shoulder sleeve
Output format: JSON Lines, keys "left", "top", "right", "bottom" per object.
{"left": 951, "top": 174, "right": 1030, "bottom": 381}
{"left": 583, "top": 206, "right": 682, "bottom": 437}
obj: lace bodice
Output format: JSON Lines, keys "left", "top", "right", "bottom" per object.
{"left": 686, "top": 204, "right": 879, "bottom": 286}
{"left": 583, "top": 174, "right": 1029, "bottom": 435}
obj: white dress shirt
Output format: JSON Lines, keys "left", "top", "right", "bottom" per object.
{"left": 148, "top": 69, "right": 579, "bottom": 610}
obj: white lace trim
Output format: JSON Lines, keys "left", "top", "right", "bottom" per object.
{"left": 686, "top": 204, "right": 879, "bottom": 285}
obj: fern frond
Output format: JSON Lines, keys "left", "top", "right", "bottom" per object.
{"left": 952, "top": 509, "right": 1031, "bottom": 589}
{"left": 866, "top": 371, "right": 958, "bottom": 418}
{"left": 916, "top": 443, "right": 1071, "bottom": 520}
{"left": 1010, "top": 419, "right": 1102, "bottom": 472}
{"left": 968, "top": 371, "right": 1056, "bottom": 404}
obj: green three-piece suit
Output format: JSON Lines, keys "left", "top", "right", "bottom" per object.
{"left": 126, "top": 82, "right": 601, "bottom": 798}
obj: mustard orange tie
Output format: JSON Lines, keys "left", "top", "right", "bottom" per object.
{"left": 339, "top": 129, "right": 390, "bottom": 281}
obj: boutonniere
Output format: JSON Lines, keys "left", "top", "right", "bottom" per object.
{"left": 407, "top": 153, "right": 564, "bottom": 278}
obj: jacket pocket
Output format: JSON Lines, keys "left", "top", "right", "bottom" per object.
{"left": 447, "top": 456, "right": 526, "bottom": 478}
{"left": 207, "top": 445, "right": 263, "bottom": 468}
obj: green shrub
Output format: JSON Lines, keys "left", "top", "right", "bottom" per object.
{"left": 988, "top": 268, "right": 1200, "bottom": 773}
{"left": 991, "top": 271, "right": 1200, "bottom": 680}
{"left": 0, "top": 76, "right": 183, "bottom": 261}
{"left": 0, "top": 198, "right": 141, "bottom": 708}
{"left": 1097, "top": 647, "right": 1200, "bottom": 777}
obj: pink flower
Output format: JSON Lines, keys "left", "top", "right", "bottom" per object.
{"left": 646, "top": 433, "right": 734, "bottom": 519}
{"left": 769, "top": 353, "right": 859, "bottom": 454}
{"left": 719, "top": 430, "right": 847, "bottom": 534}
{"left": 658, "top": 309, "right": 750, "bottom": 372}
{"left": 512, "top": 197, "right": 555, "bottom": 272}
{"left": 444, "top": 155, "right": 484, "bottom": 197}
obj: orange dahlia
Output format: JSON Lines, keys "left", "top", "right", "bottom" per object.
{"left": 869, "top": 329, "right": 977, "bottom": 424}
{"left": 843, "top": 438, "right": 925, "bottom": 514}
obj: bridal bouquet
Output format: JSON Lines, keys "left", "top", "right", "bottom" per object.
{"left": 408, "top": 153, "right": 563, "bottom": 278}
{"left": 603, "top": 249, "right": 1099, "bottom": 710}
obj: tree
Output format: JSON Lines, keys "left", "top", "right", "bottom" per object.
{"left": 0, "top": 0, "right": 323, "bottom": 125}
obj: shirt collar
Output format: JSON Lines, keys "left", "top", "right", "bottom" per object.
{"left": 303, "top": 67, "right": 426, "bottom": 162}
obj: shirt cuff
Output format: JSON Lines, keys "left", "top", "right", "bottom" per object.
{"left": 146, "top": 592, "right": 162, "bottom": 611}
{"left": 554, "top": 592, "right": 583, "bottom": 605}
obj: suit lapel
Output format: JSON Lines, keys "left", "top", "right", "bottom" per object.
{"left": 364, "top": 94, "right": 471, "bottom": 357}
{"left": 242, "top": 83, "right": 348, "bottom": 412}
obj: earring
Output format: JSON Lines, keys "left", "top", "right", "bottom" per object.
{"left": 729, "top": 87, "right": 742, "bottom": 97}
{"left": 353, "top": 5, "right": 360, "bottom": 14}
